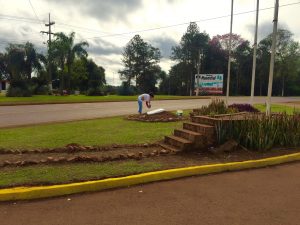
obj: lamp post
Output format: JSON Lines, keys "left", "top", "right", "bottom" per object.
{"left": 266, "top": 0, "right": 279, "bottom": 115}
{"left": 226, "top": 0, "right": 234, "bottom": 104}
{"left": 250, "top": 0, "right": 259, "bottom": 105}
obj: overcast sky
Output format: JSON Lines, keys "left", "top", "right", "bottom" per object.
{"left": 1, "top": 0, "right": 299, "bottom": 85}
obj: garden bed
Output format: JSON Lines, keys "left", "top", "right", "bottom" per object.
{"left": 0, "top": 144, "right": 299, "bottom": 188}
{"left": 1, "top": 141, "right": 299, "bottom": 169}
{"left": 126, "top": 111, "right": 186, "bottom": 122}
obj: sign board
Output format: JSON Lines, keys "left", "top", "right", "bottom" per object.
{"left": 195, "top": 74, "right": 223, "bottom": 95}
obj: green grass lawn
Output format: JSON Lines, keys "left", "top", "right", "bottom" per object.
{"left": 0, "top": 116, "right": 183, "bottom": 150}
{"left": 0, "top": 104, "right": 298, "bottom": 189}
{"left": 255, "top": 104, "right": 300, "bottom": 115}
{"left": 0, "top": 161, "right": 162, "bottom": 188}
{"left": 0, "top": 94, "right": 208, "bottom": 105}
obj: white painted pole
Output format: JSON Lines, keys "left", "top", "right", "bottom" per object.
{"left": 196, "top": 49, "right": 200, "bottom": 96}
{"left": 226, "top": 0, "right": 234, "bottom": 105}
{"left": 250, "top": 0, "right": 259, "bottom": 105}
{"left": 266, "top": 0, "right": 279, "bottom": 115}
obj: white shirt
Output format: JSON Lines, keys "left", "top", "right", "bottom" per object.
{"left": 138, "top": 94, "right": 150, "bottom": 102}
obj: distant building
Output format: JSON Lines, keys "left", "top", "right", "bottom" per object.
{"left": 0, "top": 80, "right": 10, "bottom": 92}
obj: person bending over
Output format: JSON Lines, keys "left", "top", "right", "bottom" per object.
{"left": 137, "top": 92, "right": 154, "bottom": 114}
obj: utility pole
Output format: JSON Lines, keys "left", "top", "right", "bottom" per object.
{"left": 250, "top": 0, "right": 259, "bottom": 105}
{"left": 196, "top": 49, "right": 202, "bottom": 96}
{"left": 41, "top": 13, "right": 55, "bottom": 91}
{"left": 226, "top": 0, "right": 234, "bottom": 104}
{"left": 266, "top": 0, "right": 279, "bottom": 115}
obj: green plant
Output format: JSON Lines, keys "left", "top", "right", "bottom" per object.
{"left": 193, "top": 99, "right": 237, "bottom": 116}
{"left": 6, "top": 80, "right": 32, "bottom": 97}
{"left": 215, "top": 113, "right": 300, "bottom": 150}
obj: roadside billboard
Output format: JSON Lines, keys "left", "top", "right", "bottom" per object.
{"left": 195, "top": 74, "right": 223, "bottom": 95}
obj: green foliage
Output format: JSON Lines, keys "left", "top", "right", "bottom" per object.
{"left": 171, "top": 22, "right": 210, "bottom": 95}
{"left": 86, "top": 87, "right": 105, "bottom": 96}
{"left": 6, "top": 80, "right": 32, "bottom": 97}
{"left": 216, "top": 114, "right": 300, "bottom": 150}
{"left": 85, "top": 59, "right": 106, "bottom": 96}
{"left": 51, "top": 32, "right": 89, "bottom": 92}
{"left": 119, "top": 35, "right": 161, "bottom": 93}
{"left": 117, "top": 81, "right": 136, "bottom": 96}
{"left": 193, "top": 99, "right": 237, "bottom": 116}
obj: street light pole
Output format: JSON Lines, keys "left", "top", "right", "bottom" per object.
{"left": 226, "top": 0, "right": 234, "bottom": 104}
{"left": 266, "top": 0, "right": 279, "bottom": 115}
{"left": 196, "top": 49, "right": 202, "bottom": 96}
{"left": 41, "top": 13, "right": 55, "bottom": 92}
{"left": 250, "top": 0, "right": 259, "bottom": 105}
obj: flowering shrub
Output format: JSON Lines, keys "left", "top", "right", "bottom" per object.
{"left": 228, "top": 104, "right": 259, "bottom": 113}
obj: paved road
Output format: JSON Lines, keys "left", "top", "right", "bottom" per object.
{"left": 0, "top": 96, "right": 299, "bottom": 128}
{"left": 1, "top": 162, "right": 299, "bottom": 225}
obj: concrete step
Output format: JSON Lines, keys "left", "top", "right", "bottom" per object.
{"left": 183, "top": 122, "right": 215, "bottom": 135}
{"left": 164, "top": 135, "right": 192, "bottom": 151}
{"left": 191, "top": 116, "right": 218, "bottom": 126}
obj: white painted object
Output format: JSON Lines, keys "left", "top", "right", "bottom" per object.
{"left": 176, "top": 110, "right": 183, "bottom": 116}
{"left": 147, "top": 108, "right": 165, "bottom": 115}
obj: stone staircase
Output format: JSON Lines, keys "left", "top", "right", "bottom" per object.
{"left": 160, "top": 114, "right": 219, "bottom": 152}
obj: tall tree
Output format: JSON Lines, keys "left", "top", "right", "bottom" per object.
{"left": 233, "top": 40, "right": 252, "bottom": 95}
{"left": 257, "top": 29, "right": 300, "bottom": 96}
{"left": 51, "top": 32, "right": 88, "bottom": 92}
{"left": 86, "top": 59, "right": 106, "bottom": 96}
{"left": 119, "top": 34, "right": 161, "bottom": 93}
{"left": 171, "top": 22, "right": 210, "bottom": 95}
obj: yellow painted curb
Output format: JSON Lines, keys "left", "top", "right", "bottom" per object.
{"left": 0, "top": 152, "right": 299, "bottom": 202}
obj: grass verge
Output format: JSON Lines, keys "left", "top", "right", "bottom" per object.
{"left": 0, "top": 161, "right": 162, "bottom": 188}
{"left": 0, "top": 94, "right": 208, "bottom": 105}
{"left": 254, "top": 104, "right": 300, "bottom": 115}
{"left": 0, "top": 116, "right": 182, "bottom": 150}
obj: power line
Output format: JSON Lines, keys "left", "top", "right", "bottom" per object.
{"left": 28, "top": 0, "right": 43, "bottom": 26}
{"left": 0, "top": 1, "right": 299, "bottom": 43}
{"left": 87, "top": 1, "right": 300, "bottom": 39}
{"left": 2, "top": 1, "right": 300, "bottom": 37}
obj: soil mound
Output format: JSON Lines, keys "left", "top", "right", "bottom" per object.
{"left": 127, "top": 111, "right": 186, "bottom": 122}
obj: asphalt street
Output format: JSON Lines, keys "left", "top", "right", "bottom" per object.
{"left": 0, "top": 162, "right": 299, "bottom": 225}
{"left": 0, "top": 96, "right": 299, "bottom": 128}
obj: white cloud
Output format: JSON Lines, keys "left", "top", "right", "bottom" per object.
{"left": 1, "top": 0, "right": 299, "bottom": 85}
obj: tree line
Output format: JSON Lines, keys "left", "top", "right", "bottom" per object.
{"left": 1, "top": 22, "right": 299, "bottom": 97}
{"left": 119, "top": 22, "right": 300, "bottom": 96}
{"left": 0, "top": 32, "right": 106, "bottom": 96}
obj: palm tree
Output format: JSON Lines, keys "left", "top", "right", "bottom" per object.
{"left": 51, "top": 32, "right": 88, "bottom": 93}
{"left": 24, "top": 42, "right": 46, "bottom": 80}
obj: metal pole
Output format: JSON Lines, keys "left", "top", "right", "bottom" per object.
{"left": 250, "top": 0, "right": 259, "bottom": 105}
{"left": 196, "top": 49, "right": 200, "bottom": 96}
{"left": 42, "top": 13, "right": 55, "bottom": 92}
{"left": 226, "top": 0, "right": 233, "bottom": 104}
{"left": 48, "top": 13, "right": 52, "bottom": 91}
{"left": 266, "top": 0, "right": 279, "bottom": 115}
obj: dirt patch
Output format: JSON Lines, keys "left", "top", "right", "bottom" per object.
{"left": 126, "top": 111, "right": 186, "bottom": 122}
{"left": 0, "top": 143, "right": 176, "bottom": 167}
{"left": 1, "top": 142, "right": 299, "bottom": 169}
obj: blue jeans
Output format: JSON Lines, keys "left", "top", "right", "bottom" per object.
{"left": 138, "top": 99, "right": 143, "bottom": 113}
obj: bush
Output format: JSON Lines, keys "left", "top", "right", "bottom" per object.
{"left": 228, "top": 104, "right": 259, "bottom": 113}
{"left": 117, "top": 82, "right": 136, "bottom": 96}
{"left": 193, "top": 99, "right": 237, "bottom": 116}
{"left": 34, "top": 85, "right": 50, "bottom": 95}
{"left": 215, "top": 113, "right": 300, "bottom": 150}
{"left": 86, "top": 87, "right": 105, "bottom": 96}
{"left": 6, "top": 80, "right": 32, "bottom": 97}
